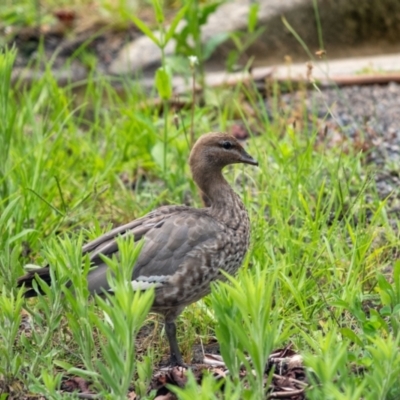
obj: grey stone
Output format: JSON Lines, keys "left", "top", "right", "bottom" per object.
{"left": 110, "top": 0, "right": 400, "bottom": 75}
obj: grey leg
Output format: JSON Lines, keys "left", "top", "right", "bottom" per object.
{"left": 165, "top": 319, "right": 185, "bottom": 366}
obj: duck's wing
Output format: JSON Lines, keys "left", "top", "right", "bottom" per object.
{"left": 85, "top": 209, "right": 225, "bottom": 294}
{"left": 17, "top": 205, "right": 190, "bottom": 296}
{"left": 80, "top": 205, "right": 185, "bottom": 255}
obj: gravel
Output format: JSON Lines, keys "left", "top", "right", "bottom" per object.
{"left": 314, "top": 83, "right": 400, "bottom": 204}
{"left": 267, "top": 82, "right": 400, "bottom": 228}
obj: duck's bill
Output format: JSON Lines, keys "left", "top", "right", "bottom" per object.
{"left": 239, "top": 150, "right": 259, "bottom": 166}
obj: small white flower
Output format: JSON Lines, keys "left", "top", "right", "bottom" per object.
{"left": 188, "top": 55, "right": 198, "bottom": 68}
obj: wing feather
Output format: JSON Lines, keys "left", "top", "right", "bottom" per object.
{"left": 18, "top": 205, "right": 225, "bottom": 297}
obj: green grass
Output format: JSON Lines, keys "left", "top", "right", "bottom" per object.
{"left": 1, "top": 36, "right": 400, "bottom": 399}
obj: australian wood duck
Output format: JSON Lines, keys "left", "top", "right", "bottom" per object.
{"left": 17, "top": 132, "right": 258, "bottom": 366}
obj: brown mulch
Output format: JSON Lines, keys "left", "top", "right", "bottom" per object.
{"left": 56, "top": 345, "right": 307, "bottom": 399}
{"left": 1, "top": 341, "right": 306, "bottom": 399}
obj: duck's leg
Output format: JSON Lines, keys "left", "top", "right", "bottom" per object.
{"left": 164, "top": 307, "right": 186, "bottom": 367}
{"left": 165, "top": 319, "right": 185, "bottom": 366}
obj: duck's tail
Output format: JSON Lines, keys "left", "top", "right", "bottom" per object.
{"left": 17, "top": 266, "right": 51, "bottom": 298}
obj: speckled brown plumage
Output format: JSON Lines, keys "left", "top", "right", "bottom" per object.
{"left": 17, "top": 132, "right": 258, "bottom": 366}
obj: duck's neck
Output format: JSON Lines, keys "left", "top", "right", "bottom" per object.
{"left": 193, "top": 167, "right": 244, "bottom": 220}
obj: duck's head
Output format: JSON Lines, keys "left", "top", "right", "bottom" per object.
{"left": 189, "top": 132, "right": 258, "bottom": 173}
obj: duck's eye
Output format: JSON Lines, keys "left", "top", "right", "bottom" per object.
{"left": 222, "top": 141, "right": 232, "bottom": 150}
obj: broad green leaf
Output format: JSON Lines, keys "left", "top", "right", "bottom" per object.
{"left": 152, "top": 0, "right": 164, "bottom": 24}
{"left": 165, "top": 5, "right": 187, "bottom": 43}
{"left": 53, "top": 360, "right": 75, "bottom": 371}
{"left": 394, "top": 260, "right": 400, "bottom": 288}
{"left": 340, "top": 327, "right": 363, "bottom": 346}
{"left": 155, "top": 66, "right": 172, "bottom": 100}
{"left": 199, "top": 0, "right": 224, "bottom": 25}
{"left": 377, "top": 274, "right": 393, "bottom": 292}
{"left": 68, "top": 368, "right": 100, "bottom": 379}
{"left": 9, "top": 228, "right": 36, "bottom": 244}
{"left": 379, "top": 305, "right": 392, "bottom": 316}
{"left": 248, "top": 3, "right": 260, "bottom": 33}
{"left": 0, "top": 196, "right": 20, "bottom": 227}
{"left": 151, "top": 141, "right": 165, "bottom": 171}
{"left": 129, "top": 14, "right": 160, "bottom": 46}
